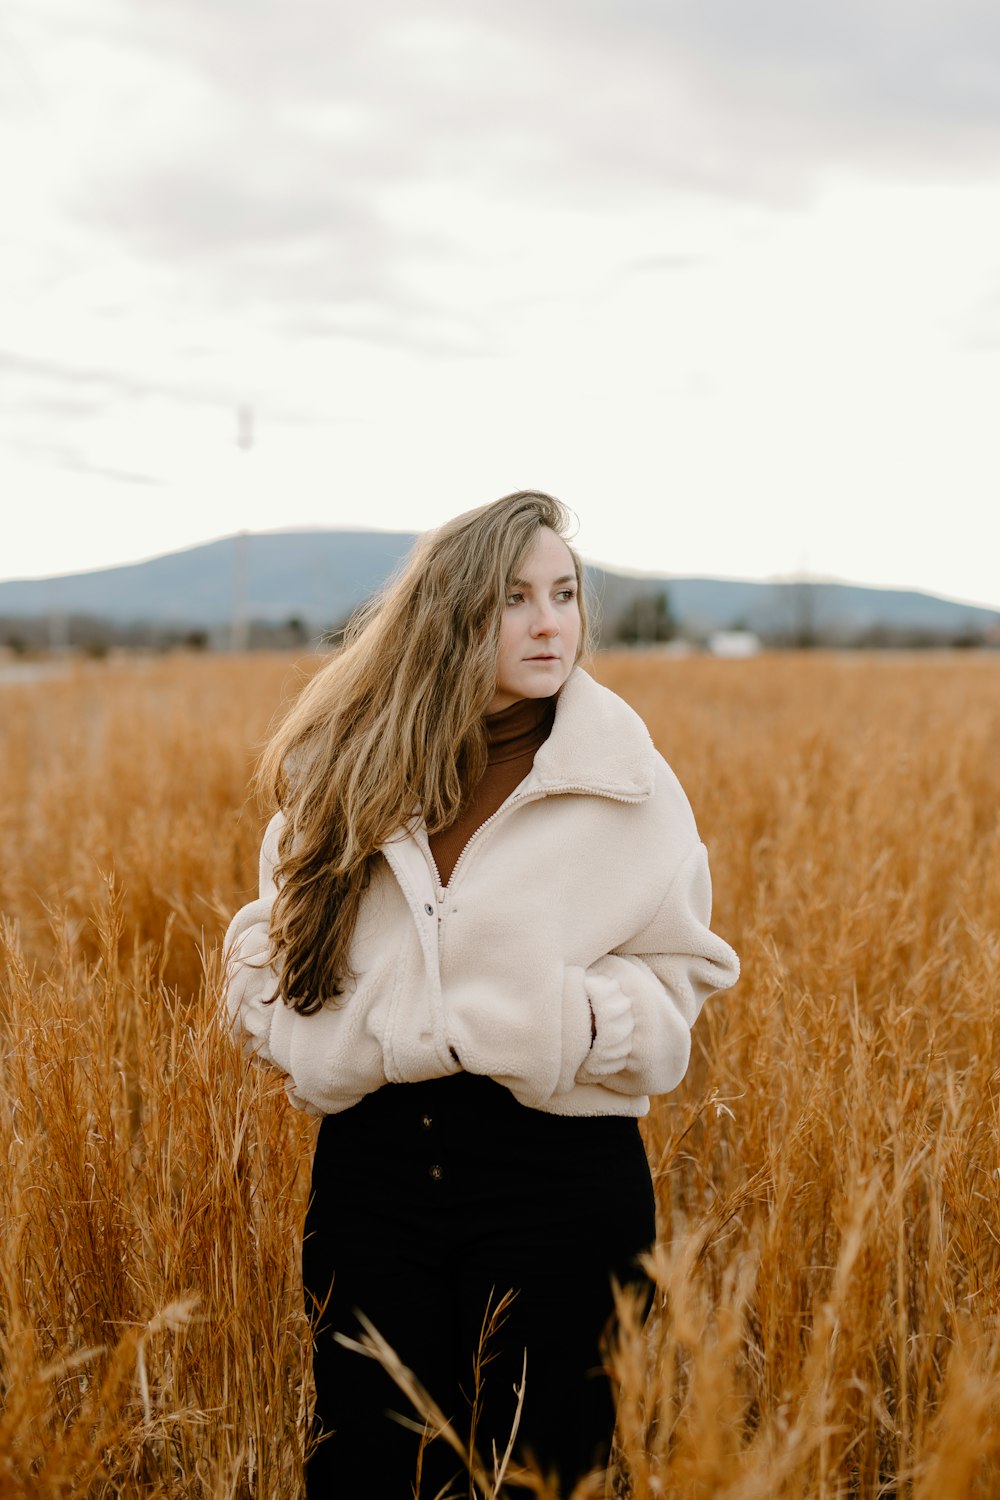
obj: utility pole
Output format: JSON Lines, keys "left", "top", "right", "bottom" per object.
{"left": 230, "top": 405, "right": 253, "bottom": 652}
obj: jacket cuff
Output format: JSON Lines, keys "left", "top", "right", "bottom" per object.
{"left": 223, "top": 916, "right": 278, "bottom": 1054}
{"left": 576, "top": 971, "right": 635, "bottom": 1083}
{"left": 284, "top": 1078, "right": 324, "bottom": 1117}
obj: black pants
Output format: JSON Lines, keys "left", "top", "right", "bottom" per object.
{"left": 302, "top": 1073, "right": 656, "bottom": 1498}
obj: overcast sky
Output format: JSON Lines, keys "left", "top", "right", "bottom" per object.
{"left": 3, "top": 0, "right": 1000, "bottom": 605}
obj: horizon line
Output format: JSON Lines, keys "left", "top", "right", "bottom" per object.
{"left": 1, "top": 524, "right": 998, "bottom": 617}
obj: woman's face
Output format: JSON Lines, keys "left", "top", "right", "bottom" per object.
{"left": 488, "top": 527, "right": 581, "bottom": 714}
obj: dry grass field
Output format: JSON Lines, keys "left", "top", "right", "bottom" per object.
{"left": 2, "top": 649, "right": 999, "bottom": 1497}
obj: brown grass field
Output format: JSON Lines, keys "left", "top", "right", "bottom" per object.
{"left": 2, "top": 649, "right": 999, "bottom": 1497}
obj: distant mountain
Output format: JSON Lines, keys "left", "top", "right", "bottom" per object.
{"left": 0, "top": 530, "right": 418, "bottom": 629}
{"left": 1, "top": 529, "right": 997, "bottom": 644}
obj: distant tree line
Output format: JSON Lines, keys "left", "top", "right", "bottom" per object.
{"left": 596, "top": 583, "right": 999, "bottom": 651}
{"left": 3, "top": 589, "right": 998, "bottom": 657}
{"left": 608, "top": 592, "right": 678, "bottom": 645}
{"left": 0, "top": 613, "right": 322, "bottom": 656}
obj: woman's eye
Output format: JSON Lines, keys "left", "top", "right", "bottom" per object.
{"left": 556, "top": 589, "right": 577, "bottom": 602}
{"left": 505, "top": 592, "right": 524, "bottom": 606}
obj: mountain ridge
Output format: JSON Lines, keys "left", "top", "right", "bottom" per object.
{"left": 1, "top": 529, "right": 997, "bottom": 643}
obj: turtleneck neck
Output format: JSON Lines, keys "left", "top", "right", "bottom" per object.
{"left": 483, "top": 696, "right": 556, "bottom": 764}
{"left": 427, "top": 695, "right": 557, "bottom": 887}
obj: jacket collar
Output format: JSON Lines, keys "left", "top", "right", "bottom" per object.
{"left": 382, "top": 668, "right": 655, "bottom": 873}
{"left": 524, "top": 666, "right": 656, "bottom": 801}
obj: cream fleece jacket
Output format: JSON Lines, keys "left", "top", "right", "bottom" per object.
{"left": 223, "top": 667, "right": 740, "bottom": 1118}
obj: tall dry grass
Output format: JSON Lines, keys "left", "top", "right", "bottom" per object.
{"left": 1, "top": 649, "right": 999, "bottom": 1497}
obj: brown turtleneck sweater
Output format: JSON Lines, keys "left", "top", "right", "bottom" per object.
{"left": 428, "top": 695, "right": 556, "bottom": 888}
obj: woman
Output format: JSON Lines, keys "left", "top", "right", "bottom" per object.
{"left": 224, "top": 490, "right": 739, "bottom": 1496}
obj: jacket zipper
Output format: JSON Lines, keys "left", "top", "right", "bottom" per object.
{"left": 415, "top": 779, "right": 646, "bottom": 1066}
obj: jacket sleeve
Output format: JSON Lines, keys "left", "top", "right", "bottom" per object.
{"left": 574, "top": 840, "right": 739, "bottom": 1098}
{"left": 222, "top": 811, "right": 388, "bottom": 1115}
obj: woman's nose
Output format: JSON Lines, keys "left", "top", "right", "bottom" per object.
{"left": 531, "top": 605, "right": 559, "bottom": 636}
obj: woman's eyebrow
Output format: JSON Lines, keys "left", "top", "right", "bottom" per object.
{"left": 509, "top": 573, "right": 576, "bottom": 588}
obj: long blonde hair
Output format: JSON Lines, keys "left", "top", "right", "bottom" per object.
{"left": 257, "top": 489, "right": 591, "bottom": 1014}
